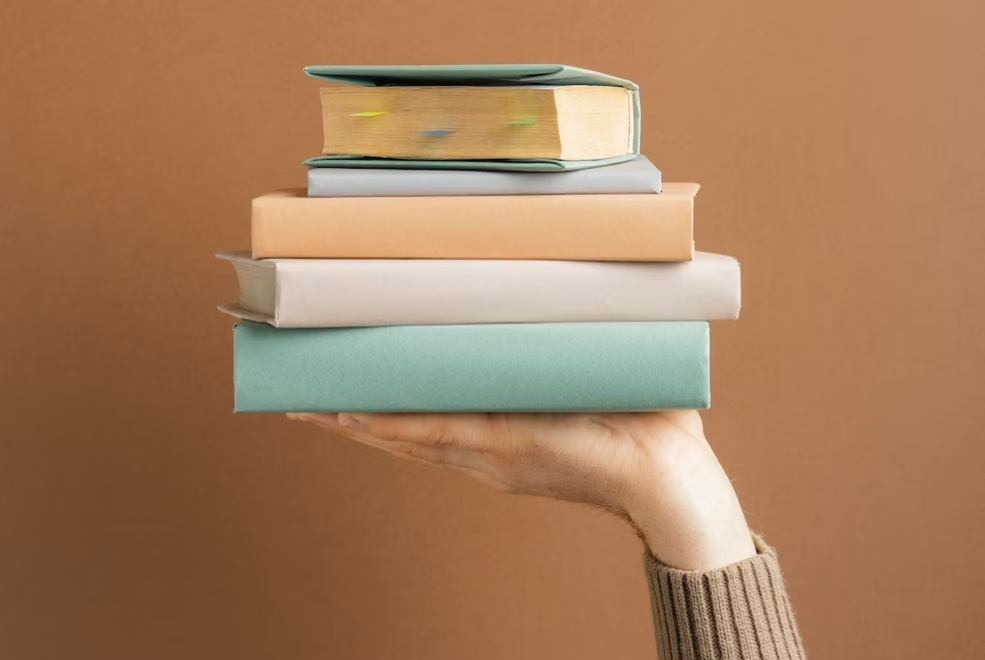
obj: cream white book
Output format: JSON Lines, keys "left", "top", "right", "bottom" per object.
{"left": 217, "top": 252, "right": 740, "bottom": 328}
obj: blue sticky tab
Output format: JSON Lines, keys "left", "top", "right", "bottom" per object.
{"left": 418, "top": 130, "right": 455, "bottom": 135}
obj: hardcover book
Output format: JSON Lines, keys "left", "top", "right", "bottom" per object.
{"left": 306, "top": 156, "right": 661, "bottom": 197}
{"left": 303, "top": 64, "right": 641, "bottom": 172}
{"left": 251, "top": 184, "right": 698, "bottom": 261}
{"left": 232, "top": 321, "right": 711, "bottom": 412}
{"left": 217, "top": 251, "right": 740, "bottom": 327}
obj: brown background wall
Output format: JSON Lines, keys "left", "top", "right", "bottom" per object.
{"left": 1, "top": 1, "right": 983, "bottom": 658}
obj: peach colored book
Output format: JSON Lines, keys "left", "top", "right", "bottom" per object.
{"left": 251, "top": 184, "right": 698, "bottom": 261}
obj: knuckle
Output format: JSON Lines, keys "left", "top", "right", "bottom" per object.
{"left": 481, "top": 414, "right": 520, "bottom": 455}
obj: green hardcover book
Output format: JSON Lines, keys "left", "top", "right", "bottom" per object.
{"left": 233, "top": 321, "right": 709, "bottom": 413}
{"left": 303, "top": 64, "right": 641, "bottom": 172}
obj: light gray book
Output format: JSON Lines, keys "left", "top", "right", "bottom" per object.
{"left": 216, "top": 251, "right": 738, "bottom": 327}
{"left": 306, "top": 156, "right": 661, "bottom": 197}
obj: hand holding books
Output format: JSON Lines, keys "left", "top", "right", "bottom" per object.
{"left": 289, "top": 410, "right": 758, "bottom": 571}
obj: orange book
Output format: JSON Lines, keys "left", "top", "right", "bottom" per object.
{"left": 251, "top": 184, "right": 698, "bottom": 261}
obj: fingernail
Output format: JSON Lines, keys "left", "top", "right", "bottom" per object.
{"left": 286, "top": 413, "right": 309, "bottom": 422}
{"left": 338, "top": 413, "right": 364, "bottom": 431}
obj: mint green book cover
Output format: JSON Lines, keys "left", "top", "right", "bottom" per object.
{"left": 302, "top": 64, "right": 641, "bottom": 173}
{"left": 233, "top": 321, "right": 709, "bottom": 413}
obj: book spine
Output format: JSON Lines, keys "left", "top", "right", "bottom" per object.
{"left": 251, "top": 190, "right": 695, "bottom": 261}
{"left": 306, "top": 164, "right": 661, "bottom": 197}
{"left": 272, "top": 255, "right": 739, "bottom": 327}
{"left": 232, "top": 321, "right": 710, "bottom": 413}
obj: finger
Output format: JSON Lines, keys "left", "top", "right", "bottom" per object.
{"left": 295, "top": 413, "right": 491, "bottom": 472}
{"left": 335, "top": 412, "right": 500, "bottom": 450}
{"left": 350, "top": 432, "right": 510, "bottom": 492}
{"left": 299, "top": 412, "right": 450, "bottom": 463}
{"left": 347, "top": 431, "right": 509, "bottom": 491}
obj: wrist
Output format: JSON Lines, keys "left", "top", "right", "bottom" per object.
{"left": 621, "top": 438, "right": 757, "bottom": 571}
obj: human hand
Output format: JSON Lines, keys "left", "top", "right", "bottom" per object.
{"left": 290, "top": 411, "right": 756, "bottom": 571}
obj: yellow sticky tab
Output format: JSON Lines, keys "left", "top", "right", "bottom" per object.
{"left": 350, "top": 111, "right": 388, "bottom": 117}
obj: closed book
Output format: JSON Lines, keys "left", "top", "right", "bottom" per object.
{"left": 217, "top": 251, "right": 740, "bottom": 327}
{"left": 306, "top": 156, "right": 661, "bottom": 197}
{"left": 303, "top": 64, "right": 641, "bottom": 172}
{"left": 251, "top": 184, "right": 698, "bottom": 261}
{"left": 232, "top": 320, "right": 710, "bottom": 413}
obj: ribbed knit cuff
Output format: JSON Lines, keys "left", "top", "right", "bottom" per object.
{"left": 644, "top": 534, "right": 806, "bottom": 660}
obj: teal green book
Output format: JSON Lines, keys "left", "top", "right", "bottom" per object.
{"left": 233, "top": 321, "right": 709, "bottom": 413}
{"left": 303, "top": 64, "right": 641, "bottom": 172}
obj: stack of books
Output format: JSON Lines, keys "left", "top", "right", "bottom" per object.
{"left": 218, "top": 65, "right": 741, "bottom": 413}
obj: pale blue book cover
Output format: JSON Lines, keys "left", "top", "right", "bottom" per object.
{"left": 306, "top": 156, "right": 662, "bottom": 197}
{"left": 233, "top": 321, "right": 710, "bottom": 413}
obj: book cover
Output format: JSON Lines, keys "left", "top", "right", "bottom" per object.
{"left": 252, "top": 184, "right": 698, "bottom": 261}
{"left": 306, "top": 156, "right": 662, "bottom": 197}
{"left": 303, "top": 64, "right": 641, "bottom": 172}
{"left": 217, "top": 251, "right": 739, "bottom": 327}
{"left": 232, "top": 321, "right": 710, "bottom": 413}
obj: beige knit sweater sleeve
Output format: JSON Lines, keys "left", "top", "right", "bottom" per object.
{"left": 644, "top": 534, "right": 807, "bottom": 660}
